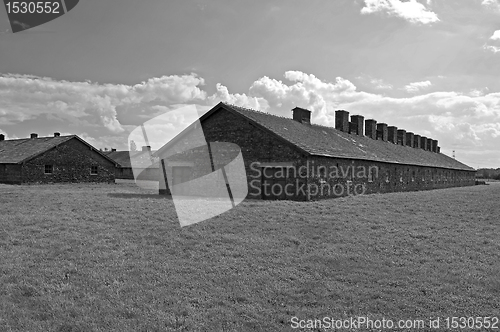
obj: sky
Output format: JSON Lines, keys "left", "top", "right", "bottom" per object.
{"left": 1, "top": 0, "right": 500, "bottom": 169}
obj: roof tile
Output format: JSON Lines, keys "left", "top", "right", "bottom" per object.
{"left": 0, "top": 136, "right": 75, "bottom": 164}
{"left": 223, "top": 103, "right": 474, "bottom": 171}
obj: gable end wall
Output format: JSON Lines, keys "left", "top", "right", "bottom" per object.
{"left": 159, "top": 108, "right": 306, "bottom": 199}
{"left": 21, "top": 138, "right": 115, "bottom": 184}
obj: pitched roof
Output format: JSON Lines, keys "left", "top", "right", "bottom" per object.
{"left": 222, "top": 103, "right": 474, "bottom": 171}
{"left": 103, "top": 151, "right": 133, "bottom": 167}
{"left": 104, "top": 150, "right": 159, "bottom": 169}
{"left": 0, "top": 135, "right": 117, "bottom": 165}
{"left": 157, "top": 102, "right": 473, "bottom": 171}
{"left": 0, "top": 135, "right": 75, "bottom": 163}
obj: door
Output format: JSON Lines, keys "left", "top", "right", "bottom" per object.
{"left": 172, "top": 166, "right": 192, "bottom": 196}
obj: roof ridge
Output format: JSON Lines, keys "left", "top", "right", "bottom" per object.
{"left": 224, "top": 103, "right": 341, "bottom": 131}
{"left": 0, "top": 135, "right": 75, "bottom": 142}
{"left": 311, "top": 123, "right": 336, "bottom": 130}
{"left": 223, "top": 103, "right": 292, "bottom": 121}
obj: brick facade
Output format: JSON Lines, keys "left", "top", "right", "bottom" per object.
{"left": 0, "top": 164, "right": 22, "bottom": 184}
{"left": 159, "top": 108, "right": 305, "bottom": 197}
{"left": 157, "top": 106, "right": 475, "bottom": 200}
{"left": 303, "top": 157, "right": 475, "bottom": 200}
{"left": 2, "top": 138, "right": 115, "bottom": 184}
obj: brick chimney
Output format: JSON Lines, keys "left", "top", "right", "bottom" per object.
{"left": 292, "top": 107, "right": 311, "bottom": 124}
{"left": 397, "top": 129, "right": 406, "bottom": 146}
{"left": 430, "top": 139, "right": 437, "bottom": 152}
{"left": 350, "top": 115, "right": 364, "bottom": 136}
{"left": 54, "top": 132, "right": 60, "bottom": 137}
{"left": 387, "top": 126, "right": 398, "bottom": 144}
{"left": 365, "top": 119, "right": 377, "bottom": 139}
{"left": 376, "top": 123, "right": 388, "bottom": 141}
{"left": 142, "top": 146, "right": 151, "bottom": 152}
{"left": 413, "top": 134, "right": 421, "bottom": 149}
{"left": 0, "top": 134, "right": 4, "bottom": 141}
{"left": 421, "top": 136, "right": 428, "bottom": 150}
{"left": 335, "top": 110, "right": 349, "bottom": 132}
{"left": 406, "top": 132, "right": 414, "bottom": 147}
{"left": 437, "top": 146, "right": 441, "bottom": 153}
{"left": 30, "top": 133, "right": 38, "bottom": 139}
{"left": 427, "top": 139, "right": 433, "bottom": 151}
{"left": 348, "top": 122, "right": 356, "bottom": 134}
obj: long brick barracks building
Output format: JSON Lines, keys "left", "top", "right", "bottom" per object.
{"left": 156, "top": 102, "right": 475, "bottom": 200}
{"left": 0, "top": 133, "right": 116, "bottom": 184}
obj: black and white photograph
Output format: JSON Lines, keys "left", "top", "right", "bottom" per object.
{"left": 1, "top": 0, "right": 499, "bottom": 331}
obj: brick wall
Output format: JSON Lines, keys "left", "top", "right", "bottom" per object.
{"left": 157, "top": 108, "right": 476, "bottom": 200}
{"left": 115, "top": 167, "right": 134, "bottom": 180}
{"left": 158, "top": 108, "right": 305, "bottom": 198}
{"left": 0, "top": 164, "right": 22, "bottom": 184}
{"left": 21, "top": 138, "right": 115, "bottom": 184}
{"left": 114, "top": 167, "right": 158, "bottom": 180}
{"left": 305, "top": 156, "right": 476, "bottom": 200}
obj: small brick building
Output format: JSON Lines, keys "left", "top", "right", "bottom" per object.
{"left": 0, "top": 133, "right": 116, "bottom": 184}
{"left": 104, "top": 147, "right": 159, "bottom": 181}
{"left": 155, "top": 102, "right": 476, "bottom": 200}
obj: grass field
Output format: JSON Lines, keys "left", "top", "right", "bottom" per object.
{"left": 1, "top": 181, "right": 499, "bottom": 331}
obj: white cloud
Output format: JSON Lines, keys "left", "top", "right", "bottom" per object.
{"left": 207, "top": 83, "right": 269, "bottom": 110}
{"left": 3, "top": 71, "right": 500, "bottom": 167}
{"left": 131, "top": 74, "right": 206, "bottom": 104}
{"left": 490, "top": 30, "right": 500, "bottom": 40}
{"left": 482, "top": 0, "right": 500, "bottom": 11}
{"left": 360, "top": 0, "right": 439, "bottom": 24}
{"left": 0, "top": 73, "right": 210, "bottom": 149}
{"left": 0, "top": 75, "right": 122, "bottom": 132}
{"left": 483, "top": 30, "right": 500, "bottom": 53}
{"left": 470, "top": 89, "right": 483, "bottom": 97}
{"left": 0, "top": 73, "right": 208, "bottom": 133}
{"left": 404, "top": 80, "right": 432, "bottom": 93}
{"left": 483, "top": 44, "right": 500, "bottom": 53}
{"left": 469, "top": 88, "right": 489, "bottom": 97}
{"left": 370, "top": 78, "right": 393, "bottom": 90}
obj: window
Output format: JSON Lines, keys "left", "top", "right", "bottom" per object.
{"left": 90, "top": 166, "right": 98, "bottom": 175}
{"left": 318, "top": 166, "right": 327, "bottom": 178}
{"left": 44, "top": 164, "right": 53, "bottom": 174}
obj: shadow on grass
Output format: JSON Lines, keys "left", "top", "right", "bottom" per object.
{"left": 107, "top": 193, "right": 172, "bottom": 200}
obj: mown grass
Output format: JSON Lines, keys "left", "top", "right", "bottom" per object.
{"left": 0, "top": 182, "right": 499, "bottom": 331}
